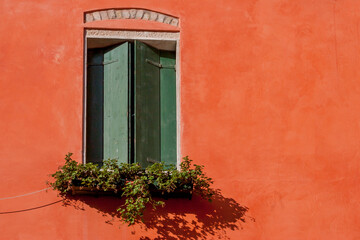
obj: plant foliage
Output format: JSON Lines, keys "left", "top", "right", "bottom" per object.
{"left": 49, "top": 153, "right": 214, "bottom": 225}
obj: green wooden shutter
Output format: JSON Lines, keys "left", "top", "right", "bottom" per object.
{"left": 160, "top": 51, "right": 177, "bottom": 165}
{"left": 87, "top": 41, "right": 176, "bottom": 166}
{"left": 134, "top": 41, "right": 160, "bottom": 167}
{"left": 86, "top": 49, "right": 104, "bottom": 164}
{"left": 86, "top": 43, "right": 129, "bottom": 164}
{"left": 103, "top": 43, "right": 130, "bottom": 163}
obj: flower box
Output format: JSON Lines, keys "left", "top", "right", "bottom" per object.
{"left": 71, "top": 186, "right": 122, "bottom": 196}
{"left": 71, "top": 184, "right": 193, "bottom": 199}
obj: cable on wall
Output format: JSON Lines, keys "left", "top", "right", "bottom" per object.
{"left": 0, "top": 187, "right": 51, "bottom": 200}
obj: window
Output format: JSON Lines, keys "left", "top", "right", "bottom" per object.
{"left": 85, "top": 38, "right": 177, "bottom": 168}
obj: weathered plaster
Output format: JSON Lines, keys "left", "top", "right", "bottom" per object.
{"left": 85, "top": 29, "right": 179, "bottom": 40}
{"left": 85, "top": 8, "right": 179, "bottom": 27}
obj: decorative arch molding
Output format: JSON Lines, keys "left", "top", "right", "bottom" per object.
{"left": 84, "top": 9, "right": 179, "bottom": 27}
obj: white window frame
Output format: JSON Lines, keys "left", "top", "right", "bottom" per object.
{"left": 82, "top": 29, "right": 181, "bottom": 168}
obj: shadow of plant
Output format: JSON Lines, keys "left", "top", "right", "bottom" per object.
{"left": 139, "top": 189, "right": 252, "bottom": 240}
{"left": 60, "top": 189, "right": 253, "bottom": 239}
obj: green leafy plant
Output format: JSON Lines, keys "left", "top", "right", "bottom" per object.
{"left": 119, "top": 175, "right": 165, "bottom": 225}
{"left": 49, "top": 153, "right": 214, "bottom": 225}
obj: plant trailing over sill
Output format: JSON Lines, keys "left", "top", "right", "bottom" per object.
{"left": 49, "top": 153, "right": 214, "bottom": 225}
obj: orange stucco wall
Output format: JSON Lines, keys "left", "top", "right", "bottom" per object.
{"left": 1, "top": 0, "right": 360, "bottom": 239}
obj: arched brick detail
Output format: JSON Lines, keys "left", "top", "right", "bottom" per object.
{"left": 84, "top": 9, "right": 179, "bottom": 27}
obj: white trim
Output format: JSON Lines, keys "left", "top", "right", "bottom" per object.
{"left": 83, "top": 34, "right": 88, "bottom": 164}
{"left": 86, "top": 29, "right": 179, "bottom": 41}
{"left": 175, "top": 38, "right": 181, "bottom": 168}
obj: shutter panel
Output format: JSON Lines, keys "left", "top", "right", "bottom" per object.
{"left": 134, "top": 41, "right": 160, "bottom": 167}
{"left": 160, "top": 51, "right": 177, "bottom": 165}
{"left": 86, "top": 49, "right": 104, "bottom": 164}
{"left": 103, "top": 43, "right": 130, "bottom": 163}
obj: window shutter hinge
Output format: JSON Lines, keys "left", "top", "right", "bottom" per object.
{"left": 103, "top": 59, "right": 118, "bottom": 65}
{"left": 87, "top": 59, "right": 118, "bottom": 66}
{"left": 146, "top": 59, "right": 176, "bottom": 70}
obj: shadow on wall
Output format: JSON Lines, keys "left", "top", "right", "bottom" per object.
{"left": 62, "top": 189, "right": 254, "bottom": 240}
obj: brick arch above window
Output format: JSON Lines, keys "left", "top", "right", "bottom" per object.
{"left": 84, "top": 9, "right": 179, "bottom": 27}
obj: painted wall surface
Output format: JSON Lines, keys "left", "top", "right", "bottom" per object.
{"left": 1, "top": 0, "right": 360, "bottom": 239}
